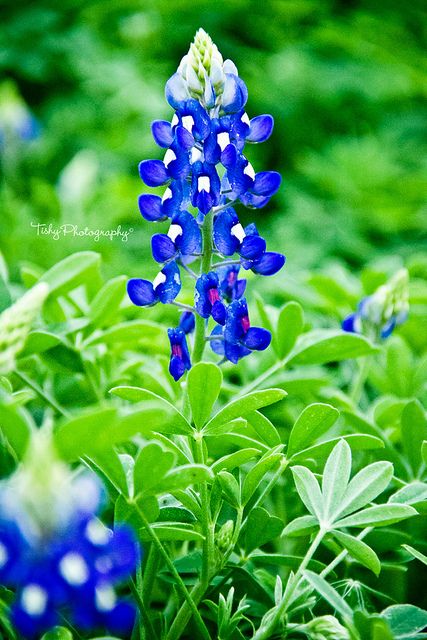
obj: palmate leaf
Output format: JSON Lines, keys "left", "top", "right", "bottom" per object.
{"left": 402, "top": 544, "right": 427, "bottom": 566}
{"left": 287, "top": 329, "right": 378, "bottom": 366}
{"left": 242, "top": 446, "right": 284, "bottom": 505}
{"left": 381, "top": 604, "right": 427, "bottom": 638}
{"left": 291, "top": 466, "right": 323, "bottom": 521}
{"left": 244, "top": 507, "right": 284, "bottom": 553}
{"left": 274, "top": 301, "right": 304, "bottom": 359}
{"left": 333, "top": 460, "right": 393, "bottom": 521}
{"left": 334, "top": 504, "right": 417, "bottom": 528}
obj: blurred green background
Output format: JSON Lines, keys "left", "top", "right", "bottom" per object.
{"left": 1, "top": 0, "right": 426, "bottom": 283}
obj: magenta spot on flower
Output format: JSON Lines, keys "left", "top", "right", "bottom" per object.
{"left": 172, "top": 344, "right": 183, "bottom": 358}
{"left": 241, "top": 315, "right": 250, "bottom": 333}
{"left": 228, "top": 271, "right": 237, "bottom": 285}
{"left": 208, "top": 288, "right": 220, "bottom": 304}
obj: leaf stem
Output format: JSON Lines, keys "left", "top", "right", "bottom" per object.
{"left": 192, "top": 208, "right": 214, "bottom": 365}
{"left": 252, "top": 528, "right": 326, "bottom": 640}
{"left": 132, "top": 501, "right": 211, "bottom": 640}
{"left": 350, "top": 355, "right": 372, "bottom": 404}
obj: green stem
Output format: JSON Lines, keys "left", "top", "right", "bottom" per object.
{"left": 192, "top": 209, "right": 214, "bottom": 365}
{"left": 141, "top": 544, "right": 159, "bottom": 605}
{"left": 252, "top": 528, "right": 326, "bottom": 640}
{"left": 15, "top": 370, "right": 69, "bottom": 417}
{"left": 130, "top": 579, "right": 157, "bottom": 640}
{"left": 132, "top": 502, "right": 211, "bottom": 640}
{"left": 350, "top": 355, "right": 372, "bottom": 404}
{"left": 320, "top": 527, "right": 372, "bottom": 579}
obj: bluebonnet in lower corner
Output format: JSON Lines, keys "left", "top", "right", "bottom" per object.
{"left": 0, "top": 437, "right": 138, "bottom": 639}
{"left": 127, "top": 29, "right": 286, "bottom": 380}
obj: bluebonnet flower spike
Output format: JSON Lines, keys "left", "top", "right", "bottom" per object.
{"left": 342, "top": 269, "right": 409, "bottom": 341}
{"left": 128, "top": 28, "right": 285, "bottom": 378}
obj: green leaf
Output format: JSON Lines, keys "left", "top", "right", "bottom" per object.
{"left": 151, "top": 464, "right": 214, "bottom": 493}
{"left": 402, "top": 544, "right": 427, "bottom": 566}
{"left": 382, "top": 604, "right": 427, "bottom": 637}
{"left": 139, "top": 523, "right": 204, "bottom": 542}
{"left": 275, "top": 301, "right": 304, "bottom": 359}
{"left": 401, "top": 400, "right": 427, "bottom": 475}
{"left": 39, "top": 251, "right": 101, "bottom": 298}
{"left": 41, "top": 628, "right": 73, "bottom": 640}
{"left": 217, "top": 471, "right": 241, "bottom": 508}
{"left": 290, "top": 433, "right": 384, "bottom": 464}
{"left": 291, "top": 466, "right": 323, "bottom": 520}
{"left": 205, "top": 388, "right": 286, "bottom": 435}
{"left": 0, "top": 403, "right": 32, "bottom": 458}
{"left": 244, "top": 507, "right": 283, "bottom": 553}
{"left": 211, "top": 448, "right": 260, "bottom": 473}
{"left": 322, "top": 439, "right": 351, "bottom": 521}
{"left": 288, "top": 403, "right": 339, "bottom": 457}
{"left": 246, "top": 411, "right": 281, "bottom": 447}
{"left": 88, "top": 276, "right": 127, "bottom": 327}
{"left": 332, "top": 530, "right": 381, "bottom": 575}
{"left": 201, "top": 417, "right": 246, "bottom": 437}
{"left": 88, "top": 449, "right": 129, "bottom": 496}
{"left": 188, "top": 362, "right": 222, "bottom": 429}
{"left": 115, "top": 494, "right": 159, "bottom": 528}
{"left": 21, "top": 330, "right": 62, "bottom": 356}
{"left": 335, "top": 461, "right": 393, "bottom": 521}
{"left": 303, "top": 570, "right": 353, "bottom": 619}
{"left": 110, "top": 387, "right": 192, "bottom": 435}
{"left": 86, "top": 321, "right": 164, "bottom": 347}
{"left": 422, "top": 441, "right": 427, "bottom": 466}
{"left": 335, "top": 504, "right": 418, "bottom": 529}
{"left": 134, "top": 443, "right": 175, "bottom": 495}
{"left": 287, "top": 329, "right": 377, "bottom": 366}
{"left": 389, "top": 482, "right": 427, "bottom": 506}
{"left": 282, "top": 515, "right": 319, "bottom": 537}
{"left": 242, "top": 447, "right": 284, "bottom": 505}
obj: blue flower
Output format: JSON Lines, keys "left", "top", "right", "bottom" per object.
{"left": 191, "top": 161, "right": 221, "bottom": 215}
{"left": 213, "top": 210, "right": 285, "bottom": 276}
{"left": 168, "top": 328, "right": 191, "bottom": 381}
{"left": 127, "top": 261, "right": 181, "bottom": 307}
{"left": 210, "top": 298, "right": 271, "bottom": 363}
{"left": 195, "top": 272, "right": 227, "bottom": 325}
{"left": 151, "top": 211, "right": 202, "bottom": 264}
{"left": 138, "top": 180, "right": 190, "bottom": 222}
{"left": 171, "top": 99, "right": 211, "bottom": 143}
{"left": 217, "top": 265, "right": 246, "bottom": 302}
{"left": 179, "top": 311, "right": 195, "bottom": 334}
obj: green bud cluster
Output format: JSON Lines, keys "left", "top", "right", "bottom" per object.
{"left": 177, "top": 28, "right": 229, "bottom": 106}
{"left": 301, "top": 615, "right": 350, "bottom": 640}
{"left": 215, "top": 519, "right": 234, "bottom": 552}
{"left": 0, "top": 283, "right": 49, "bottom": 374}
{"left": 364, "top": 268, "right": 409, "bottom": 331}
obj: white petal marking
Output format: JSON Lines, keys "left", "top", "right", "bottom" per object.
{"left": 162, "top": 187, "right": 172, "bottom": 203}
{"left": 95, "top": 585, "right": 117, "bottom": 612}
{"left": 198, "top": 176, "right": 211, "bottom": 193}
{"left": 21, "top": 585, "right": 48, "bottom": 616}
{"left": 244, "top": 162, "right": 255, "bottom": 180}
{"left": 59, "top": 552, "right": 89, "bottom": 586}
{"left": 231, "top": 223, "right": 246, "bottom": 243}
{"left": 168, "top": 224, "right": 183, "bottom": 242}
{"left": 153, "top": 271, "right": 167, "bottom": 289}
{"left": 181, "top": 115, "right": 195, "bottom": 132}
{"left": 164, "top": 149, "right": 177, "bottom": 167}
{"left": 241, "top": 112, "right": 250, "bottom": 126}
{"left": 217, "top": 132, "right": 231, "bottom": 151}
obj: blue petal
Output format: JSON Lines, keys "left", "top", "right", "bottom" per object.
{"left": 213, "top": 209, "right": 240, "bottom": 256}
{"left": 381, "top": 318, "right": 396, "bottom": 339}
{"left": 138, "top": 194, "right": 166, "bottom": 222}
{"left": 170, "top": 356, "right": 186, "bottom": 381}
{"left": 240, "top": 235, "right": 266, "bottom": 260}
{"left": 221, "top": 74, "right": 241, "bottom": 113}
{"left": 139, "top": 160, "right": 169, "bottom": 187}
{"left": 221, "top": 144, "right": 237, "bottom": 168}
{"left": 212, "top": 300, "right": 226, "bottom": 325}
{"left": 175, "top": 125, "right": 194, "bottom": 150}
{"left": 165, "top": 73, "right": 189, "bottom": 108}
{"left": 342, "top": 313, "right": 359, "bottom": 333}
{"left": 127, "top": 279, "right": 157, "bottom": 306}
{"left": 209, "top": 325, "right": 225, "bottom": 356}
{"left": 105, "top": 601, "right": 136, "bottom": 636}
{"left": 225, "top": 341, "right": 251, "bottom": 364}
{"left": 156, "top": 262, "right": 181, "bottom": 303}
{"left": 179, "top": 311, "right": 195, "bottom": 334}
{"left": 253, "top": 171, "right": 282, "bottom": 196}
{"left": 247, "top": 115, "right": 274, "bottom": 143}
{"left": 250, "top": 252, "right": 286, "bottom": 276}
{"left": 240, "top": 192, "right": 271, "bottom": 209}
{"left": 243, "top": 327, "right": 271, "bottom": 351}
{"left": 174, "top": 211, "right": 202, "bottom": 256}
{"left": 151, "top": 120, "right": 174, "bottom": 147}
{"left": 151, "top": 234, "right": 177, "bottom": 262}
{"left": 195, "top": 189, "right": 214, "bottom": 216}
